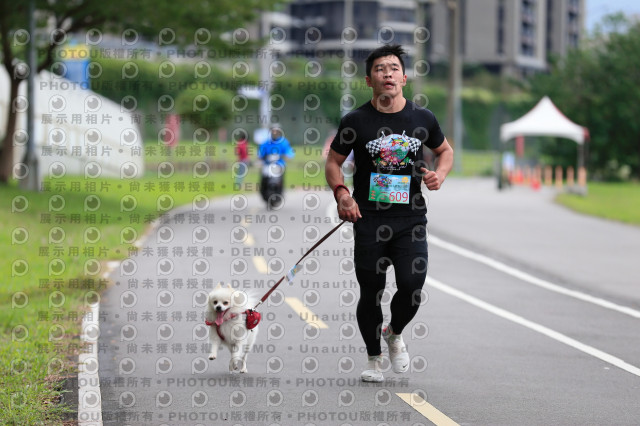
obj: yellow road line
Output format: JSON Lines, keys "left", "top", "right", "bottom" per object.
{"left": 252, "top": 256, "right": 268, "bottom": 274}
{"left": 396, "top": 393, "right": 460, "bottom": 426}
{"left": 285, "top": 297, "right": 329, "bottom": 329}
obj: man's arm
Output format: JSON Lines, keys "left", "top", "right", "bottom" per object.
{"left": 420, "top": 137, "right": 454, "bottom": 191}
{"left": 325, "top": 148, "right": 362, "bottom": 222}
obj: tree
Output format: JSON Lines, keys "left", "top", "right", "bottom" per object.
{"left": 175, "top": 86, "right": 235, "bottom": 132}
{"left": 0, "top": 0, "right": 281, "bottom": 183}
{"left": 528, "top": 13, "right": 640, "bottom": 180}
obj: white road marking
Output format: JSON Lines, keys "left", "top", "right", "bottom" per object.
{"left": 396, "top": 393, "right": 460, "bottom": 426}
{"left": 78, "top": 302, "right": 103, "bottom": 425}
{"left": 429, "top": 235, "right": 640, "bottom": 319}
{"left": 427, "top": 276, "right": 640, "bottom": 377}
{"left": 77, "top": 218, "right": 165, "bottom": 424}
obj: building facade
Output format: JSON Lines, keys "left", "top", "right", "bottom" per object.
{"left": 289, "top": 0, "right": 420, "bottom": 62}
{"left": 286, "top": 0, "right": 585, "bottom": 77}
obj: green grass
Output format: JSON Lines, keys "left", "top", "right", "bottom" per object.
{"left": 0, "top": 141, "right": 327, "bottom": 424}
{"left": 555, "top": 182, "right": 640, "bottom": 225}
{"left": 453, "top": 150, "right": 498, "bottom": 177}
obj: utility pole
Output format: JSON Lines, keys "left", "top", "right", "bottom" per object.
{"left": 20, "top": 0, "right": 39, "bottom": 191}
{"left": 446, "top": 0, "right": 463, "bottom": 173}
{"left": 258, "top": 12, "right": 272, "bottom": 141}
{"left": 414, "top": 0, "right": 424, "bottom": 97}
{"left": 342, "top": 0, "right": 354, "bottom": 117}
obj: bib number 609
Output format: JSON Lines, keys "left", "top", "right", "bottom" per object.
{"left": 389, "top": 191, "right": 408, "bottom": 203}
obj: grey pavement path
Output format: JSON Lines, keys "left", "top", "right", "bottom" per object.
{"left": 93, "top": 178, "right": 640, "bottom": 425}
{"left": 425, "top": 178, "right": 640, "bottom": 307}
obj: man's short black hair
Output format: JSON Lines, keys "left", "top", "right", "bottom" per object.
{"left": 365, "top": 44, "right": 407, "bottom": 78}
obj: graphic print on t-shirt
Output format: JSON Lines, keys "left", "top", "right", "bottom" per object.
{"left": 365, "top": 131, "right": 422, "bottom": 172}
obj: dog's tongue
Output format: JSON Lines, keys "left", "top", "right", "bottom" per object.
{"left": 215, "top": 311, "right": 225, "bottom": 326}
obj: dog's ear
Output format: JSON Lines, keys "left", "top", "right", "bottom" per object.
{"left": 226, "top": 283, "right": 232, "bottom": 289}
{"left": 214, "top": 283, "right": 221, "bottom": 290}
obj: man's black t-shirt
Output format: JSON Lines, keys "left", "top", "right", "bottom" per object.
{"left": 330, "top": 100, "right": 445, "bottom": 216}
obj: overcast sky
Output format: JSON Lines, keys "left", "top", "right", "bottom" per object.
{"left": 586, "top": 0, "right": 640, "bottom": 31}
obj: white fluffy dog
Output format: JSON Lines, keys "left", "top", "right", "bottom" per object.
{"left": 205, "top": 284, "right": 259, "bottom": 373}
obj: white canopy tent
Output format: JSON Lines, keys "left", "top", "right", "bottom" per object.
{"left": 500, "top": 96, "right": 588, "bottom": 145}
{"left": 498, "top": 96, "right": 589, "bottom": 191}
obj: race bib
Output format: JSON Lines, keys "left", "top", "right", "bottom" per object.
{"left": 368, "top": 173, "right": 410, "bottom": 204}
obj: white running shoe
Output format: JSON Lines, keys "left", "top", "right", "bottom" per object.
{"left": 361, "top": 355, "right": 384, "bottom": 382}
{"left": 382, "top": 325, "right": 410, "bottom": 373}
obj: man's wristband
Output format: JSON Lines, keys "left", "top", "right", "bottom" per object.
{"left": 333, "top": 184, "right": 350, "bottom": 201}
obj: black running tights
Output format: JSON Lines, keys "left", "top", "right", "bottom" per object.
{"left": 355, "top": 260, "right": 427, "bottom": 356}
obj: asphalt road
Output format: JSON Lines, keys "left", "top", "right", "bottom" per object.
{"left": 95, "top": 178, "right": 640, "bottom": 425}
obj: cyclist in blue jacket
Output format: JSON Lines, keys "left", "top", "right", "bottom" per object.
{"left": 258, "top": 125, "right": 295, "bottom": 208}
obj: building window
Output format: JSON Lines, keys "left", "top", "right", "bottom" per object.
{"left": 381, "top": 7, "right": 414, "bottom": 23}
{"left": 497, "top": 0, "right": 505, "bottom": 55}
{"left": 568, "top": 33, "right": 579, "bottom": 48}
{"left": 546, "top": 0, "right": 553, "bottom": 52}
{"left": 520, "top": 0, "right": 536, "bottom": 56}
{"left": 568, "top": 0, "right": 579, "bottom": 14}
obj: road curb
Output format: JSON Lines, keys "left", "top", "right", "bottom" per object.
{"left": 77, "top": 218, "right": 161, "bottom": 425}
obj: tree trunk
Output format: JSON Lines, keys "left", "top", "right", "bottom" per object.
{"left": 0, "top": 77, "right": 20, "bottom": 184}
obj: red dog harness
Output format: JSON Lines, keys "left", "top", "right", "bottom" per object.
{"left": 205, "top": 309, "right": 261, "bottom": 341}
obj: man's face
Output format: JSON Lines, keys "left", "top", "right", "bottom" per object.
{"left": 366, "top": 55, "right": 407, "bottom": 99}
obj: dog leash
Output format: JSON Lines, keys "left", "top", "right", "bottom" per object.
{"left": 211, "top": 220, "right": 347, "bottom": 331}
{"left": 252, "top": 220, "right": 346, "bottom": 311}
